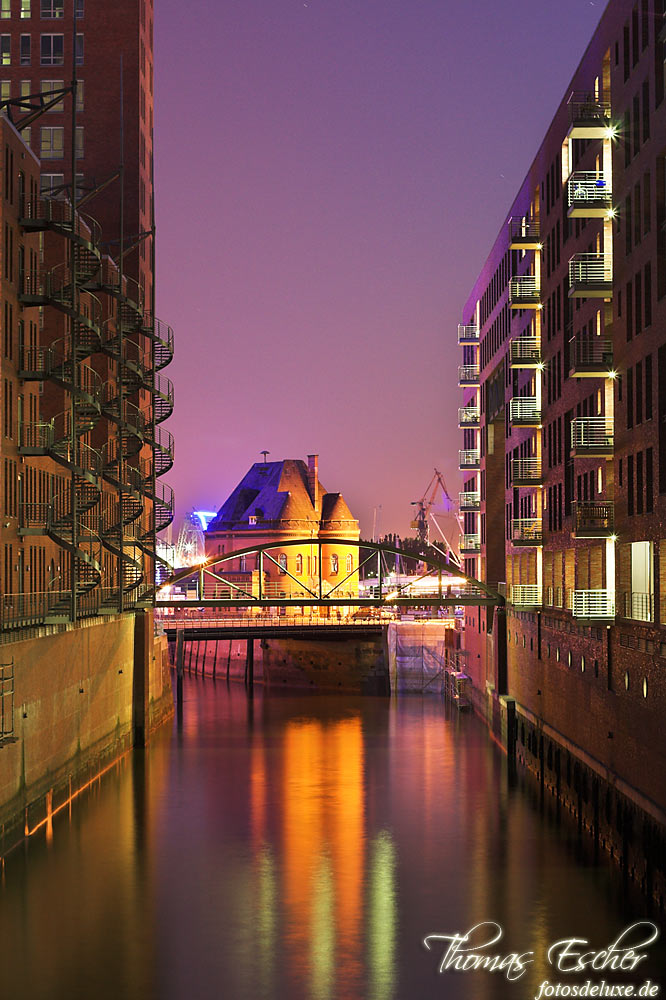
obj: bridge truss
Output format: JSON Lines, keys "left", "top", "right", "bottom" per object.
{"left": 154, "top": 538, "right": 503, "bottom": 610}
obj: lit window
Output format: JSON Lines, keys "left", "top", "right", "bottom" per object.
{"left": 1, "top": 1, "right": 10, "bottom": 19}
{"left": 41, "top": 79, "right": 63, "bottom": 111}
{"left": 1, "top": 35, "right": 10, "bottom": 65}
{"left": 75, "top": 32, "right": 83, "bottom": 65}
{"left": 0, "top": 80, "right": 8, "bottom": 101}
{"left": 21, "top": 0, "right": 30, "bottom": 15}
{"left": 40, "top": 0, "right": 63, "bottom": 17}
{"left": 279, "top": 554, "right": 287, "bottom": 575}
{"left": 40, "top": 125, "right": 63, "bottom": 159}
{"left": 20, "top": 34, "right": 30, "bottom": 65}
{"left": 295, "top": 554, "right": 303, "bottom": 574}
{"left": 40, "top": 34, "right": 63, "bottom": 64}
{"left": 20, "top": 79, "right": 30, "bottom": 105}
{"left": 330, "top": 553, "right": 339, "bottom": 575}
{"left": 346, "top": 554, "right": 353, "bottom": 574}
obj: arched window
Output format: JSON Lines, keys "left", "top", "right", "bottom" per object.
{"left": 295, "top": 554, "right": 303, "bottom": 574}
{"left": 346, "top": 554, "right": 353, "bottom": 574}
{"left": 279, "top": 553, "right": 287, "bottom": 575}
{"left": 330, "top": 553, "right": 339, "bottom": 575}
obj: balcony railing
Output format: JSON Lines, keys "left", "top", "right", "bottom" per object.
{"left": 509, "top": 337, "right": 541, "bottom": 367}
{"left": 570, "top": 589, "right": 615, "bottom": 619}
{"left": 573, "top": 501, "right": 614, "bottom": 537}
{"left": 459, "top": 491, "right": 481, "bottom": 511}
{"left": 571, "top": 417, "right": 613, "bottom": 455}
{"left": 568, "top": 253, "right": 613, "bottom": 297}
{"left": 508, "top": 218, "right": 541, "bottom": 249}
{"left": 458, "top": 365, "right": 480, "bottom": 386}
{"left": 511, "top": 457, "right": 542, "bottom": 485}
{"left": 459, "top": 449, "right": 480, "bottom": 469}
{"left": 509, "top": 397, "right": 541, "bottom": 426}
{"left": 511, "top": 518, "right": 542, "bottom": 546}
{"left": 569, "top": 332, "right": 613, "bottom": 376}
{"left": 567, "top": 171, "right": 612, "bottom": 217}
{"left": 510, "top": 585, "right": 542, "bottom": 606}
{"left": 509, "top": 275, "right": 540, "bottom": 308}
{"left": 460, "top": 534, "right": 481, "bottom": 554}
{"left": 458, "top": 406, "right": 480, "bottom": 427}
{"left": 567, "top": 91, "right": 612, "bottom": 138}
{"left": 458, "top": 324, "right": 479, "bottom": 344}
{"left": 622, "top": 591, "right": 653, "bottom": 622}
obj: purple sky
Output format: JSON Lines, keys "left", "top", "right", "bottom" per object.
{"left": 155, "top": 0, "right": 603, "bottom": 539}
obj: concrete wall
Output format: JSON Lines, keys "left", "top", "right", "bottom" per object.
{"left": 0, "top": 613, "right": 172, "bottom": 855}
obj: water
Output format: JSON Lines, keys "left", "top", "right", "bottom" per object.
{"left": 0, "top": 676, "right": 664, "bottom": 1000}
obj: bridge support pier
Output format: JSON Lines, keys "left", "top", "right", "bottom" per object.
{"left": 175, "top": 630, "right": 184, "bottom": 709}
{"left": 246, "top": 639, "right": 254, "bottom": 691}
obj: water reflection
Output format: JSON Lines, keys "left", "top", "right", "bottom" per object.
{"left": 0, "top": 679, "right": 663, "bottom": 1000}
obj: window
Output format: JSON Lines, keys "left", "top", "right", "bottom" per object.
{"left": 75, "top": 0, "right": 83, "bottom": 15}
{"left": 40, "top": 125, "right": 63, "bottom": 158}
{"left": 0, "top": 79, "right": 8, "bottom": 101}
{"left": 20, "top": 34, "right": 30, "bottom": 64}
{"left": 346, "top": 554, "right": 353, "bottom": 574}
{"left": 40, "top": 34, "right": 63, "bottom": 64}
{"left": 75, "top": 32, "right": 83, "bottom": 65}
{"left": 76, "top": 78, "right": 83, "bottom": 111}
{"left": 21, "top": 0, "right": 29, "bottom": 15}
{"left": 41, "top": 78, "right": 63, "bottom": 110}
{"left": 278, "top": 553, "right": 287, "bottom": 575}
{"left": 41, "top": 0, "right": 63, "bottom": 17}
{"left": 1, "top": 1, "right": 10, "bottom": 19}
{"left": 75, "top": 125, "right": 83, "bottom": 159}
{"left": 1, "top": 35, "right": 10, "bottom": 65}
{"left": 20, "top": 79, "right": 30, "bottom": 105}
{"left": 295, "top": 554, "right": 303, "bottom": 574}
{"left": 330, "top": 553, "right": 339, "bottom": 575}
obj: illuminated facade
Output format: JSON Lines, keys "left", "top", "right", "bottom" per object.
{"left": 458, "top": 1, "right": 666, "bottom": 830}
{"left": 205, "top": 455, "right": 360, "bottom": 606}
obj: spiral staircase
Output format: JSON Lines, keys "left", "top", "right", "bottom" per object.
{"left": 17, "top": 196, "right": 175, "bottom": 622}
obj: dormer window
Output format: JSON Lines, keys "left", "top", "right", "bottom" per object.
{"left": 248, "top": 515, "right": 257, "bottom": 525}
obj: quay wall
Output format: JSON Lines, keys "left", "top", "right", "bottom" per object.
{"left": 174, "top": 631, "right": 390, "bottom": 694}
{"left": 464, "top": 608, "right": 666, "bottom": 907}
{"left": 0, "top": 612, "right": 172, "bottom": 856}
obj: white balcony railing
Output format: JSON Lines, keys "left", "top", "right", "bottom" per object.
{"left": 458, "top": 365, "right": 480, "bottom": 384}
{"left": 569, "top": 253, "right": 612, "bottom": 286}
{"left": 511, "top": 457, "right": 542, "bottom": 482}
{"left": 460, "top": 534, "right": 481, "bottom": 552}
{"left": 510, "top": 275, "right": 540, "bottom": 304}
{"left": 510, "top": 585, "right": 542, "bottom": 606}
{"left": 509, "top": 397, "right": 540, "bottom": 424}
{"left": 567, "top": 171, "right": 612, "bottom": 208}
{"left": 511, "top": 518, "right": 542, "bottom": 544}
{"left": 458, "top": 406, "right": 480, "bottom": 426}
{"left": 457, "top": 324, "right": 479, "bottom": 344}
{"left": 570, "top": 589, "right": 615, "bottom": 618}
{"left": 571, "top": 417, "right": 613, "bottom": 451}
{"left": 459, "top": 491, "right": 481, "bottom": 511}
{"left": 510, "top": 337, "right": 541, "bottom": 365}
{"left": 459, "top": 449, "right": 480, "bottom": 468}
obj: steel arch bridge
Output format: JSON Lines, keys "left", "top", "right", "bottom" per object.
{"left": 153, "top": 538, "right": 503, "bottom": 609}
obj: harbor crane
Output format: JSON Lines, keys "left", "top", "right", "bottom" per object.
{"left": 411, "top": 469, "right": 461, "bottom": 566}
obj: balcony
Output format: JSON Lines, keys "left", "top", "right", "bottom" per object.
{"left": 509, "top": 275, "right": 540, "bottom": 309}
{"left": 458, "top": 324, "right": 479, "bottom": 344}
{"left": 573, "top": 501, "right": 614, "bottom": 538}
{"left": 510, "top": 337, "right": 542, "bottom": 368}
{"left": 511, "top": 457, "right": 542, "bottom": 485}
{"left": 568, "top": 253, "right": 612, "bottom": 298}
{"left": 567, "top": 171, "right": 612, "bottom": 218}
{"left": 459, "top": 491, "right": 481, "bottom": 512}
{"left": 567, "top": 91, "right": 612, "bottom": 139}
{"left": 458, "top": 406, "right": 480, "bottom": 428}
{"left": 622, "top": 591, "right": 654, "bottom": 622}
{"left": 459, "top": 449, "right": 480, "bottom": 470}
{"left": 508, "top": 218, "right": 541, "bottom": 250}
{"left": 511, "top": 518, "right": 542, "bottom": 546}
{"left": 571, "top": 417, "right": 613, "bottom": 457}
{"left": 569, "top": 332, "right": 613, "bottom": 376}
{"left": 509, "top": 397, "right": 540, "bottom": 427}
{"left": 510, "top": 585, "right": 542, "bottom": 606}
{"left": 460, "top": 534, "right": 481, "bottom": 555}
{"left": 570, "top": 589, "right": 615, "bottom": 620}
{"left": 458, "top": 365, "right": 480, "bottom": 386}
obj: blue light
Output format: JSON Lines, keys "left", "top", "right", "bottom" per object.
{"left": 192, "top": 510, "right": 217, "bottom": 531}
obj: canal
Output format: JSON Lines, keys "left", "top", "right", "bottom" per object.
{"left": 0, "top": 676, "right": 664, "bottom": 1000}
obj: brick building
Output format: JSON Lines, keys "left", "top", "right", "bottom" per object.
{"left": 458, "top": 0, "right": 666, "bottom": 892}
{"left": 205, "top": 455, "right": 360, "bottom": 611}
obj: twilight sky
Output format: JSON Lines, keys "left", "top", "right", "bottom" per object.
{"left": 155, "top": 0, "right": 603, "bottom": 539}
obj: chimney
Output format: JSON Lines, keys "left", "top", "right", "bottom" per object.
{"left": 307, "top": 454, "right": 320, "bottom": 513}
